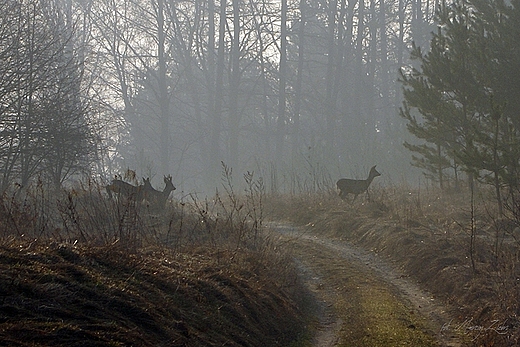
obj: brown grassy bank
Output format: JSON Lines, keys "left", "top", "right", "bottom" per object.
{"left": 0, "top": 178, "right": 309, "bottom": 346}
{"left": 0, "top": 242, "right": 304, "bottom": 347}
{"left": 266, "top": 186, "right": 520, "bottom": 346}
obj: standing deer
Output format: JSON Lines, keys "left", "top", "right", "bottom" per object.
{"left": 142, "top": 175, "right": 176, "bottom": 208}
{"left": 106, "top": 178, "right": 145, "bottom": 201}
{"left": 337, "top": 165, "right": 381, "bottom": 202}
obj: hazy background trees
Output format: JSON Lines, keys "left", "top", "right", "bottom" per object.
{"left": 0, "top": 0, "right": 98, "bottom": 192}
{"left": 94, "top": 0, "right": 437, "bottom": 194}
{"left": 4, "top": 0, "right": 499, "bottom": 196}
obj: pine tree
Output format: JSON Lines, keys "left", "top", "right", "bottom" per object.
{"left": 400, "top": 1, "right": 492, "bottom": 188}
{"left": 400, "top": 2, "right": 486, "bottom": 187}
{"left": 400, "top": 0, "right": 520, "bottom": 212}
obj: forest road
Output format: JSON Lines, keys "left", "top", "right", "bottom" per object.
{"left": 269, "top": 222, "right": 463, "bottom": 347}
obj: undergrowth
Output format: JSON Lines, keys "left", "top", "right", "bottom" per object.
{"left": 266, "top": 185, "right": 520, "bottom": 347}
{"left": 0, "top": 169, "right": 308, "bottom": 346}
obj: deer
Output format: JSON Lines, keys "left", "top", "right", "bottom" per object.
{"left": 336, "top": 165, "right": 381, "bottom": 202}
{"left": 142, "top": 175, "right": 176, "bottom": 209}
{"left": 105, "top": 177, "right": 146, "bottom": 201}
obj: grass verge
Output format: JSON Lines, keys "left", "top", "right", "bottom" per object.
{"left": 266, "top": 186, "right": 520, "bottom": 346}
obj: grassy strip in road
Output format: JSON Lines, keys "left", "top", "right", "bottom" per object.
{"left": 289, "top": 238, "right": 438, "bottom": 347}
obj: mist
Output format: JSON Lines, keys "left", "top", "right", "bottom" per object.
{"left": 0, "top": 0, "right": 441, "bottom": 195}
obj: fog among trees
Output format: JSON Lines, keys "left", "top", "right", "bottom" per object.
{"left": 1, "top": 0, "right": 518, "bottom": 196}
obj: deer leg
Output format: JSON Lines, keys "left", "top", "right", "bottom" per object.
{"left": 106, "top": 186, "right": 113, "bottom": 199}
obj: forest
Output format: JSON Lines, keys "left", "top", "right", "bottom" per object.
{"left": 3, "top": 0, "right": 517, "bottom": 198}
{"left": 1, "top": 1, "right": 520, "bottom": 345}
{"left": 0, "top": 0, "right": 442, "bottom": 195}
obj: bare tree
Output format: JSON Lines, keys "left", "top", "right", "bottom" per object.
{"left": 208, "top": 0, "right": 227, "bottom": 189}
{"left": 273, "top": 0, "right": 288, "bottom": 191}
{"left": 291, "top": 0, "right": 306, "bottom": 164}
{"left": 55, "top": 0, "right": 440, "bottom": 194}
{"left": 0, "top": 0, "right": 96, "bottom": 191}
{"left": 227, "top": 0, "right": 242, "bottom": 172}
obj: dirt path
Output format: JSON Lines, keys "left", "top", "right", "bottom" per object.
{"left": 270, "top": 222, "right": 463, "bottom": 347}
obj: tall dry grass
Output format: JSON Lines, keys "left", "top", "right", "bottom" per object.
{"left": 266, "top": 183, "right": 520, "bottom": 346}
{"left": 0, "top": 170, "right": 310, "bottom": 346}
{"left": 0, "top": 169, "right": 302, "bottom": 303}
{"left": 0, "top": 169, "right": 262, "bottom": 249}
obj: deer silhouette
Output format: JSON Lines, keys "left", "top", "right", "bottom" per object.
{"left": 337, "top": 165, "right": 381, "bottom": 202}
{"left": 106, "top": 178, "right": 145, "bottom": 201}
{"left": 142, "top": 175, "right": 176, "bottom": 209}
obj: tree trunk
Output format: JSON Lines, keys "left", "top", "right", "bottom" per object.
{"left": 325, "top": 0, "right": 338, "bottom": 164}
{"left": 204, "top": 0, "right": 217, "bottom": 190}
{"left": 274, "top": 0, "right": 288, "bottom": 191}
{"left": 379, "top": 0, "right": 389, "bottom": 116}
{"left": 209, "top": 0, "right": 226, "bottom": 189}
{"left": 292, "top": 0, "right": 305, "bottom": 163}
{"left": 157, "top": 0, "right": 170, "bottom": 177}
{"left": 228, "top": 0, "right": 241, "bottom": 172}
{"left": 395, "top": 0, "right": 405, "bottom": 107}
